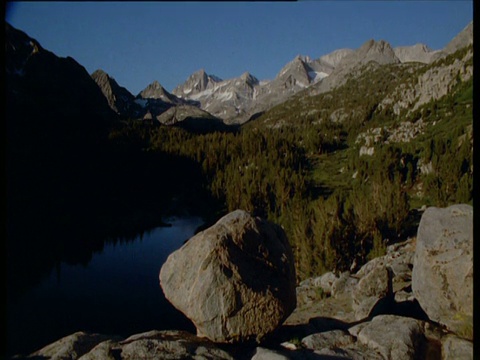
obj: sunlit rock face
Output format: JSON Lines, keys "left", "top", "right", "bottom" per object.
{"left": 412, "top": 204, "right": 473, "bottom": 339}
{"left": 160, "top": 209, "right": 297, "bottom": 343}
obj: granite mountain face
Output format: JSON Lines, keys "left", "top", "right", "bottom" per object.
{"left": 170, "top": 21, "right": 472, "bottom": 125}
{"left": 91, "top": 69, "right": 142, "bottom": 117}
{"left": 171, "top": 51, "right": 353, "bottom": 125}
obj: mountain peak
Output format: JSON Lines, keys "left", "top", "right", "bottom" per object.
{"left": 295, "top": 54, "right": 311, "bottom": 63}
{"left": 92, "top": 69, "right": 108, "bottom": 77}
{"left": 337, "top": 38, "right": 399, "bottom": 68}
{"left": 443, "top": 21, "right": 473, "bottom": 55}
{"left": 393, "top": 43, "right": 437, "bottom": 64}
{"left": 139, "top": 80, "right": 173, "bottom": 100}
{"left": 240, "top": 71, "right": 259, "bottom": 84}
{"left": 172, "top": 69, "right": 222, "bottom": 98}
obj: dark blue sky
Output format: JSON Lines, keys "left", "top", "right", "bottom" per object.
{"left": 6, "top": 1, "right": 473, "bottom": 94}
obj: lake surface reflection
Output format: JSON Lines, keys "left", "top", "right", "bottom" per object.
{"left": 7, "top": 216, "right": 203, "bottom": 356}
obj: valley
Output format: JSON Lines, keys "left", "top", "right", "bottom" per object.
{"left": 5, "top": 18, "right": 473, "bottom": 359}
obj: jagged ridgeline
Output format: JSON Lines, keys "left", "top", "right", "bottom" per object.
{"left": 139, "top": 43, "right": 473, "bottom": 280}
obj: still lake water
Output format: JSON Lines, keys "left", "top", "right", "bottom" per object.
{"left": 8, "top": 216, "right": 203, "bottom": 356}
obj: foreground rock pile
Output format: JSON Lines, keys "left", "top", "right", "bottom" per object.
{"left": 17, "top": 205, "right": 473, "bottom": 359}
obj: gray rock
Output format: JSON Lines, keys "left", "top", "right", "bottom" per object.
{"left": 314, "top": 345, "right": 384, "bottom": 360}
{"left": 331, "top": 272, "right": 358, "bottom": 298}
{"left": 160, "top": 210, "right": 297, "bottom": 343}
{"left": 412, "top": 204, "right": 473, "bottom": 339}
{"left": 312, "top": 271, "right": 337, "bottom": 295}
{"left": 347, "top": 322, "right": 369, "bottom": 338}
{"left": 356, "top": 315, "right": 424, "bottom": 360}
{"left": 119, "top": 330, "right": 234, "bottom": 360}
{"left": 443, "top": 21, "right": 473, "bottom": 55}
{"left": 138, "top": 80, "right": 184, "bottom": 104}
{"left": 355, "top": 257, "right": 386, "bottom": 278}
{"left": 29, "top": 331, "right": 116, "bottom": 360}
{"left": 352, "top": 264, "right": 391, "bottom": 320}
{"left": 441, "top": 335, "right": 473, "bottom": 360}
{"left": 91, "top": 69, "right": 139, "bottom": 116}
{"left": 251, "top": 347, "right": 291, "bottom": 360}
{"left": 394, "top": 43, "right": 440, "bottom": 64}
{"left": 302, "top": 330, "right": 355, "bottom": 351}
{"left": 77, "top": 340, "right": 121, "bottom": 360}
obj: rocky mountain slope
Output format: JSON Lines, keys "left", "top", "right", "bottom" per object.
{"left": 91, "top": 68, "right": 225, "bottom": 130}
{"left": 91, "top": 69, "right": 142, "bottom": 117}
{"left": 89, "top": 20, "right": 472, "bottom": 127}
{"left": 172, "top": 50, "right": 352, "bottom": 125}
{"left": 171, "top": 21, "right": 472, "bottom": 125}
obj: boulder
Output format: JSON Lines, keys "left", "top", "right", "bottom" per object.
{"left": 314, "top": 345, "right": 384, "bottom": 360}
{"left": 441, "top": 335, "right": 473, "bottom": 360}
{"left": 251, "top": 347, "right": 291, "bottom": 360}
{"left": 159, "top": 210, "right": 297, "bottom": 343}
{"left": 78, "top": 340, "right": 121, "bottom": 360}
{"left": 356, "top": 315, "right": 425, "bottom": 360}
{"left": 352, "top": 264, "right": 391, "bottom": 320}
{"left": 412, "top": 204, "right": 473, "bottom": 338}
{"left": 119, "top": 330, "right": 234, "bottom": 360}
{"left": 331, "top": 272, "right": 359, "bottom": 298}
{"left": 29, "top": 331, "right": 119, "bottom": 360}
{"left": 301, "top": 330, "right": 355, "bottom": 351}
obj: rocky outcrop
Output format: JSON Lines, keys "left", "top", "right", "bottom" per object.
{"left": 27, "top": 332, "right": 120, "bottom": 360}
{"left": 19, "top": 205, "right": 473, "bottom": 359}
{"left": 119, "top": 330, "right": 234, "bottom": 360}
{"left": 412, "top": 204, "right": 473, "bottom": 339}
{"left": 379, "top": 35, "right": 473, "bottom": 116}
{"left": 160, "top": 210, "right": 297, "bottom": 343}
{"left": 352, "top": 263, "right": 391, "bottom": 320}
{"left": 155, "top": 104, "right": 227, "bottom": 132}
{"left": 22, "top": 330, "right": 235, "bottom": 360}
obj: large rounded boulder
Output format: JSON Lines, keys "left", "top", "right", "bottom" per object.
{"left": 159, "top": 210, "right": 297, "bottom": 343}
{"left": 412, "top": 204, "right": 473, "bottom": 339}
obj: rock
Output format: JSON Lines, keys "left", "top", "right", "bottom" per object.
{"left": 441, "top": 335, "right": 473, "bottom": 360}
{"left": 394, "top": 288, "right": 415, "bottom": 303}
{"left": 77, "top": 340, "right": 121, "bottom": 360}
{"left": 301, "top": 330, "right": 355, "bottom": 351}
{"left": 352, "top": 264, "right": 392, "bottom": 320}
{"left": 356, "top": 315, "right": 425, "bottom": 360}
{"left": 295, "top": 284, "right": 320, "bottom": 308}
{"left": 314, "top": 345, "right": 384, "bottom": 360}
{"left": 159, "top": 210, "right": 297, "bottom": 343}
{"left": 251, "top": 347, "right": 291, "bottom": 360}
{"left": 119, "top": 330, "right": 234, "bottom": 360}
{"left": 412, "top": 204, "right": 473, "bottom": 338}
{"left": 312, "top": 271, "right": 337, "bottom": 295}
{"left": 347, "top": 322, "right": 369, "bottom": 338}
{"left": 331, "top": 272, "right": 358, "bottom": 298}
{"left": 29, "top": 331, "right": 117, "bottom": 360}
